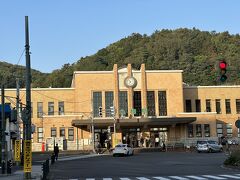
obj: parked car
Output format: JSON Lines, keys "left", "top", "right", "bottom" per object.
{"left": 196, "top": 140, "right": 223, "bottom": 153}
{"left": 227, "top": 139, "right": 239, "bottom": 145}
{"left": 112, "top": 144, "right": 134, "bottom": 156}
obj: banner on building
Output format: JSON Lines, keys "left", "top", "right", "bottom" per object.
{"left": 14, "top": 140, "right": 21, "bottom": 162}
{"left": 24, "top": 140, "right": 32, "bottom": 172}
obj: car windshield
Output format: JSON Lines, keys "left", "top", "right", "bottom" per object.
{"left": 115, "top": 144, "right": 124, "bottom": 148}
{"left": 208, "top": 141, "right": 217, "bottom": 144}
{"left": 197, "top": 141, "right": 207, "bottom": 144}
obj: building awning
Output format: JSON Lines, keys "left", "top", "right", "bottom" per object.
{"left": 72, "top": 116, "right": 196, "bottom": 128}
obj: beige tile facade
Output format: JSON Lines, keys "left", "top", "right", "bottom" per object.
{"left": 4, "top": 64, "right": 240, "bottom": 151}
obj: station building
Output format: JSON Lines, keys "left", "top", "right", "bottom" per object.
{"left": 4, "top": 64, "right": 240, "bottom": 151}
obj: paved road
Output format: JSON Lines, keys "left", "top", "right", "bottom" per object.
{"left": 48, "top": 152, "right": 240, "bottom": 179}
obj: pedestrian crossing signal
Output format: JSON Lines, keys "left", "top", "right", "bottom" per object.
{"left": 98, "top": 106, "right": 102, "bottom": 117}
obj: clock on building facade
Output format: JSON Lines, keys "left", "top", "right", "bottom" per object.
{"left": 124, "top": 76, "right": 137, "bottom": 88}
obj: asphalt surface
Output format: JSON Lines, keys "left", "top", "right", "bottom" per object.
{"left": 48, "top": 151, "right": 240, "bottom": 179}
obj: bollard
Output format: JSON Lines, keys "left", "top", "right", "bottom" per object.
{"left": 1, "top": 161, "right": 6, "bottom": 174}
{"left": 7, "top": 160, "right": 12, "bottom": 174}
{"left": 41, "top": 162, "right": 46, "bottom": 180}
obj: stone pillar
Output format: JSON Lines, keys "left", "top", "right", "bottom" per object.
{"left": 113, "top": 64, "right": 119, "bottom": 118}
{"left": 141, "top": 64, "right": 147, "bottom": 116}
{"left": 127, "top": 64, "right": 133, "bottom": 117}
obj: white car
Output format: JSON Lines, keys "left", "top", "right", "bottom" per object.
{"left": 196, "top": 140, "right": 223, "bottom": 153}
{"left": 112, "top": 144, "right": 134, "bottom": 156}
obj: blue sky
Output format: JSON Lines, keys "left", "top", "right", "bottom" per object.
{"left": 1, "top": 0, "right": 240, "bottom": 73}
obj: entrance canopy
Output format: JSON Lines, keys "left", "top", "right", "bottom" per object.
{"left": 72, "top": 116, "right": 196, "bottom": 128}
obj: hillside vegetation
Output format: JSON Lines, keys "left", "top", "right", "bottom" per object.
{"left": 2, "top": 28, "right": 240, "bottom": 88}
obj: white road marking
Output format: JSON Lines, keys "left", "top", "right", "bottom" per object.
{"left": 153, "top": 177, "right": 171, "bottom": 180}
{"left": 220, "top": 175, "right": 240, "bottom": 179}
{"left": 120, "top": 178, "right": 131, "bottom": 180}
{"left": 185, "top": 176, "right": 207, "bottom": 180}
{"left": 86, "top": 179, "right": 95, "bottom": 180}
{"left": 168, "top": 176, "right": 189, "bottom": 180}
{"left": 103, "top": 178, "right": 112, "bottom": 180}
{"left": 202, "top": 175, "right": 226, "bottom": 179}
{"left": 137, "top": 178, "right": 151, "bottom": 180}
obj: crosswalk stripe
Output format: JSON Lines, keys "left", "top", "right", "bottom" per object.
{"left": 86, "top": 179, "right": 95, "bottom": 180}
{"left": 137, "top": 178, "right": 151, "bottom": 180}
{"left": 185, "top": 176, "right": 207, "bottom": 180}
{"left": 120, "top": 178, "right": 131, "bottom": 180}
{"left": 202, "top": 175, "right": 226, "bottom": 179}
{"left": 220, "top": 175, "right": 240, "bottom": 179}
{"left": 168, "top": 176, "right": 189, "bottom": 180}
{"left": 103, "top": 179, "right": 112, "bottom": 180}
{"left": 153, "top": 177, "right": 171, "bottom": 180}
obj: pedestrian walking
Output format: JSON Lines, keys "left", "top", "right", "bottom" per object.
{"left": 54, "top": 143, "right": 59, "bottom": 161}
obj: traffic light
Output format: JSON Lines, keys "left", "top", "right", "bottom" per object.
{"left": 219, "top": 60, "right": 227, "bottom": 82}
{"left": 98, "top": 106, "right": 102, "bottom": 117}
{"left": 110, "top": 106, "right": 115, "bottom": 116}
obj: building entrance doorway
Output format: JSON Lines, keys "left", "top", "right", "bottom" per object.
{"left": 122, "top": 128, "right": 141, "bottom": 147}
{"left": 150, "top": 127, "right": 168, "bottom": 147}
{"left": 94, "top": 128, "right": 108, "bottom": 148}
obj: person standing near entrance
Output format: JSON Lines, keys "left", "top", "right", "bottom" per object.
{"left": 54, "top": 143, "right": 59, "bottom": 161}
{"left": 155, "top": 136, "right": 160, "bottom": 147}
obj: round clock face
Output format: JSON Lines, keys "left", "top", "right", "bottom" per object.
{"left": 124, "top": 76, "right": 137, "bottom": 88}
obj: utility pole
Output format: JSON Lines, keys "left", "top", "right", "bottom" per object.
{"left": 1, "top": 85, "right": 6, "bottom": 174}
{"left": 24, "top": 16, "right": 32, "bottom": 179}
{"left": 16, "top": 78, "right": 20, "bottom": 166}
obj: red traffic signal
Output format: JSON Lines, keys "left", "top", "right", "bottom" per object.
{"left": 219, "top": 60, "right": 227, "bottom": 82}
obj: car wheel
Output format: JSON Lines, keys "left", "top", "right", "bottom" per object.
{"left": 198, "top": 151, "right": 201, "bottom": 153}
{"left": 113, "top": 154, "right": 116, "bottom": 157}
{"left": 209, "top": 148, "right": 213, "bottom": 153}
{"left": 220, "top": 148, "right": 223, "bottom": 152}
{"left": 131, "top": 150, "right": 134, "bottom": 156}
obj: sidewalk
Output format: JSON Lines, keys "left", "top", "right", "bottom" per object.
{"left": 0, "top": 153, "right": 105, "bottom": 180}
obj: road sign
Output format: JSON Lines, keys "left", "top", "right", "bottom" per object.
{"left": 235, "top": 119, "right": 240, "bottom": 128}
{"left": 24, "top": 140, "right": 32, "bottom": 172}
{"left": 14, "top": 140, "right": 21, "bottom": 162}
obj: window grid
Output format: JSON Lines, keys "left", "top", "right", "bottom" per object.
{"left": 68, "top": 128, "right": 74, "bottom": 141}
{"left": 58, "top": 101, "right": 64, "bottom": 115}
{"left": 133, "top": 91, "right": 142, "bottom": 116}
{"left": 38, "top": 127, "right": 43, "bottom": 143}
{"left": 225, "top": 99, "right": 231, "bottom": 114}
{"left": 119, "top": 91, "right": 128, "bottom": 117}
{"left": 60, "top": 127, "right": 65, "bottom": 138}
{"left": 217, "top": 123, "right": 223, "bottom": 137}
{"left": 195, "top": 99, "right": 201, "bottom": 112}
{"left": 48, "top": 102, "right": 54, "bottom": 115}
{"left": 51, "top": 127, "right": 57, "bottom": 137}
{"left": 147, "top": 91, "right": 155, "bottom": 116}
{"left": 206, "top": 99, "right": 211, "bottom": 112}
{"left": 196, "top": 124, "right": 202, "bottom": 137}
{"left": 215, "top": 99, "right": 221, "bottom": 114}
{"left": 158, "top": 91, "right": 167, "bottom": 116}
{"left": 37, "top": 102, "right": 43, "bottom": 118}
{"left": 93, "top": 92, "right": 102, "bottom": 117}
{"left": 226, "top": 123, "right": 232, "bottom": 137}
{"left": 204, "top": 124, "right": 210, "bottom": 137}
{"left": 105, "top": 91, "right": 114, "bottom": 117}
{"left": 236, "top": 99, "right": 240, "bottom": 114}
{"left": 187, "top": 124, "right": 193, "bottom": 138}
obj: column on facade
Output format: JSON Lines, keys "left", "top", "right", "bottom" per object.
{"left": 141, "top": 64, "right": 147, "bottom": 117}
{"left": 127, "top": 64, "right": 133, "bottom": 117}
{"left": 113, "top": 64, "right": 119, "bottom": 118}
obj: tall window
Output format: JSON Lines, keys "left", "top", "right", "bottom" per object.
{"left": 48, "top": 102, "right": 54, "bottom": 115}
{"left": 204, "top": 124, "right": 210, "bottom": 137}
{"left": 187, "top": 124, "right": 193, "bottom": 138}
{"left": 147, "top": 91, "right": 155, "bottom": 116}
{"left": 58, "top": 102, "right": 64, "bottom": 115}
{"left": 37, "top": 127, "right": 43, "bottom": 143}
{"left": 133, "top": 91, "right": 142, "bottom": 116}
{"left": 60, "top": 127, "right": 65, "bottom": 138}
{"left": 105, "top": 91, "right": 114, "bottom": 117}
{"left": 185, "top": 99, "right": 192, "bottom": 112}
{"left": 238, "top": 128, "right": 240, "bottom": 138}
{"left": 93, "top": 92, "right": 102, "bottom": 117}
{"left": 225, "top": 99, "right": 231, "bottom": 114}
{"left": 37, "top": 102, "right": 43, "bottom": 118}
{"left": 51, "top": 127, "right": 57, "bottom": 137}
{"left": 226, "top": 123, "right": 232, "bottom": 137}
{"left": 236, "top": 99, "right": 240, "bottom": 114}
{"left": 119, "top": 91, "right": 128, "bottom": 117}
{"left": 68, "top": 128, "right": 74, "bottom": 141}
{"left": 195, "top": 99, "right": 201, "bottom": 112}
{"left": 217, "top": 123, "right": 223, "bottom": 137}
{"left": 196, "top": 124, "right": 202, "bottom": 137}
{"left": 206, "top": 99, "right": 211, "bottom": 112}
{"left": 158, "top": 91, "right": 167, "bottom": 116}
{"left": 215, "top": 99, "right": 221, "bottom": 114}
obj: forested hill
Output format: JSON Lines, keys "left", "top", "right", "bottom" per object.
{"left": 2, "top": 28, "right": 240, "bottom": 88}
